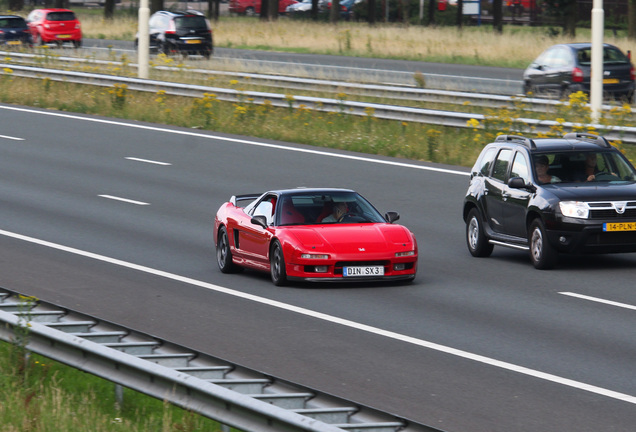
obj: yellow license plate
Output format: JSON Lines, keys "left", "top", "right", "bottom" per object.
{"left": 7, "top": 41, "right": 21, "bottom": 45}
{"left": 603, "top": 222, "right": 636, "bottom": 231}
{"left": 57, "top": 34, "right": 71, "bottom": 39}
{"left": 603, "top": 78, "right": 620, "bottom": 84}
{"left": 186, "top": 40, "right": 201, "bottom": 44}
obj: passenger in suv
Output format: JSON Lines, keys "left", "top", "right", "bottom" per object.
{"left": 463, "top": 133, "right": 636, "bottom": 269}
{"left": 136, "top": 10, "right": 213, "bottom": 59}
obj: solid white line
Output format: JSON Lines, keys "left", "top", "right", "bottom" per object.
{"left": 125, "top": 157, "right": 171, "bottom": 166}
{"left": 0, "top": 134, "right": 25, "bottom": 141}
{"left": 0, "top": 105, "right": 469, "bottom": 177}
{"left": 0, "top": 227, "right": 634, "bottom": 405}
{"left": 560, "top": 292, "right": 636, "bottom": 311}
{"left": 98, "top": 195, "right": 150, "bottom": 206}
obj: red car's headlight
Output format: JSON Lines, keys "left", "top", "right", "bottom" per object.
{"left": 300, "top": 253, "right": 329, "bottom": 259}
{"left": 395, "top": 251, "right": 415, "bottom": 257}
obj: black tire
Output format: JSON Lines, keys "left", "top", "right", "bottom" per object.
{"left": 559, "top": 86, "right": 572, "bottom": 101}
{"left": 73, "top": 39, "right": 82, "bottom": 49}
{"left": 522, "top": 81, "right": 534, "bottom": 96}
{"left": 159, "top": 42, "right": 170, "bottom": 56}
{"left": 270, "top": 240, "right": 287, "bottom": 286}
{"left": 217, "top": 226, "right": 240, "bottom": 273}
{"left": 466, "top": 208, "right": 493, "bottom": 257}
{"left": 245, "top": 6, "right": 256, "bottom": 16}
{"left": 529, "top": 219, "right": 558, "bottom": 270}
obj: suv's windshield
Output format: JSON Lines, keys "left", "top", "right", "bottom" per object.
{"left": 534, "top": 151, "right": 636, "bottom": 184}
{"left": 174, "top": 16, "right": 208, "bottom": 31}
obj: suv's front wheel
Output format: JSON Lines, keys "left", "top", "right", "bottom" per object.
{"left": 466, "top": 208, "right": 493, "bottom": 257}
{"left": 529, "top": 219, "right": 558, "bottom": 269}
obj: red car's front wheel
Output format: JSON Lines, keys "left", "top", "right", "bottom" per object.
{"left": 270, "top": 241, "right": 287, "bottom": 286}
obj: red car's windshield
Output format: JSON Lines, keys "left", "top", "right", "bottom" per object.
{"left": 251, "top": 191, "right": 387, "bottom": 226}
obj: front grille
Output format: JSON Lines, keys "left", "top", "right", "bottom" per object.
{"left": 586, "top": 201, "right": 636, "bottom": 220}
{"left": 590, "top": 209, "right": 636, "bottom": 219}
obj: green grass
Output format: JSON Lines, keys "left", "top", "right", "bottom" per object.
{"left": 0, "top": 341, "right": 234, "bottom": 431}
{"left": 1, "top": 72, "right": 635, "bottom": 167}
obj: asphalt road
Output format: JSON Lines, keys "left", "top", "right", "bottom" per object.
{"left": 85, "top": 38, "right": 525, "bottom": 94}
{"left": 1, "top": 104, "right": 635, "bottom": 431}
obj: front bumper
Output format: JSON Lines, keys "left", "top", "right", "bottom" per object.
{"left": 546, "top": 219, "right": 636, "bottom": 254}
{"left": 285, "top": 257, "right": 418, "bottom": 282}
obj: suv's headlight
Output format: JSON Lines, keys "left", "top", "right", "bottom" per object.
{"left": 559, "top": 201, "right": 589, "bottom": 219}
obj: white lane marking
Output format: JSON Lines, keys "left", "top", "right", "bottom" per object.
{"left": 560, "top": 292, "right": 636, "bottom": 311}
{"left": 0, "top": 105, "right": 469, "bottom": 177}
{"left": 0, "top": 134, "right": 25, "bottom": 141}
{"left": 98, "top": 195, "right": 150, "bottom": 206}
{"left": 126, "top": 157, "right": 171, "bottom": 166}
{"left": 0, "top": 228, "right": 634, "bottom": 405}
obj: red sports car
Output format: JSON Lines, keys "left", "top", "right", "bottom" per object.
{"left": 214, "top": 188, "right": 418, "bottom": 285}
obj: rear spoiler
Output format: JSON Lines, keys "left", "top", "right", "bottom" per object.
{"left": 230, "top": 193, "right": 262, "bottom": 206}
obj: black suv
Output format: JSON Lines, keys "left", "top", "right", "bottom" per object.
{"left": 137, "top": 10, "right": 213, "bottom": 58}
{"left": 463, "top": 133, "right": 636, "bottom": 269}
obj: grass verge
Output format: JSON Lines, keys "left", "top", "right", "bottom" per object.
{"left": 1, "top": 72, "right": 635, "bottom": 167}
{"left": 0, "top": 340, "right": 234, "bottom": 431}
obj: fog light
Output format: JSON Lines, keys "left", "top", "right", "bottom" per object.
{"left": 393, "top": 263, "right": 406, "bottom": 271}
{"left": 559, "top": 236, "right": 567, "bottom": 244}
{"left": 314, "top": 266, "right": 328, "bottom": 273}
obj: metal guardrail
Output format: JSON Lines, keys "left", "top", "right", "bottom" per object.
{"left": 0, "top": 288, "right": 443, "bottom": 432}
{"left": 2, "top": 61, "right": 636, "bottom": 144}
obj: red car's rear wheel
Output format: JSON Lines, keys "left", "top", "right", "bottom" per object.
{"left": 217, "top": 226, "right": 241, "bottom": 273}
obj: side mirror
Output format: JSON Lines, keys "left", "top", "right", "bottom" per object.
{"left": 385, "top": 211, "right": 400, "bottom": 224}
{"left": 508, "top": 177, "right": 536, "bottom": 192}
{"left": 251, "top": 215, "right": 268, "bottom": 229}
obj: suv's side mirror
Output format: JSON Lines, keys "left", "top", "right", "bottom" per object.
{"left": 251, "top": 215, "right": 268, "bottom": 229}
{"left": 508, "top": 177, "right": 536, "bottom": 192}
{"left": 385, "top": 212, "right": 400, "bottom": 223}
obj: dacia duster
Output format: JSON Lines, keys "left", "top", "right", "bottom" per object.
{"left": 463, "top": 133, "right": 636, "bottom": 269}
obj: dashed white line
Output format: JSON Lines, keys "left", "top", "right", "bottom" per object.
{"left": 125, "top": 157, "right": 171, "bottom": 166}
{"left": 0, "top": 134, "right": 25, "bottom": 141}
{"left": 98, "top": 195, "right": 150, "bottom": 206}
{"left": 0, "top": 105, "right": 469, "bottom": 177}
{"left": 0, "top": 227, "right": 634, "bottom": 406}
{"left": 560, "top": 292, "right": 636, "bottom": 311}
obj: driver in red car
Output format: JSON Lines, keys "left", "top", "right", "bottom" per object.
{"left": 322, "top": 202, "right": 347, "bottom": 223}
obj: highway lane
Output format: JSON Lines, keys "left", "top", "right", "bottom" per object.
{"left": 1, "top": 104, "right": 635, "bottom": 431}
{"left": 85, "top": 39, "right": 524, "bottom": 94}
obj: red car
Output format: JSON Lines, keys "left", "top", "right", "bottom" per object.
{"left": 229, "top": 0, "right": 298, "bottom": 15}
{"left": 215, "top": 188, "right": 418, "bottom": 285}
{"left": 26, "top": 8, "right": 82, "bottom": 48}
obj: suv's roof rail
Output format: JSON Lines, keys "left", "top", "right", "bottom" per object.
{"left": 495, "top": 135, "right": 536, "bottom": 149}
{"left": 563, "top": 132, "right": 611, "bottom": 148}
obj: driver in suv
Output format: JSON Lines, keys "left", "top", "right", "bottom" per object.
{"left": 463, "top": 133, "right": 636, "bottom": 269}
